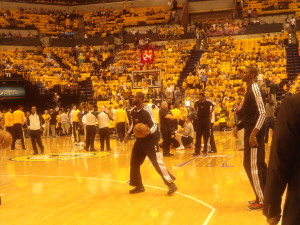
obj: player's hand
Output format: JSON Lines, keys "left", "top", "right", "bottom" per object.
{"left": 233, "top": 127, "right": 238, "bottom": 138}
{"left": 124, "top": 135, "right": 129, "bottom": 144}
{"left": 249, "top": 135, "right": 258, "bottom": 148}
{"left": 267, "top": 215, "right": 281, "bottom": 225}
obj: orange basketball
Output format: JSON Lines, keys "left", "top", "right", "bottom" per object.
{"left": 0, "top": 130, "right": 13, "bottom": 150}
{"left": 133, "top": 123, "right": 150, "bottom": 138}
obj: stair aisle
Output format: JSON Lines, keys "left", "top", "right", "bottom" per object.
{"left": 177, "top": 49, "right": 204, "bottom": 87}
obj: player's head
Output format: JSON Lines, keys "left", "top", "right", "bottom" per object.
{"left": 242, "top": 66, "right": 258, "bottom": 82}
{"left": 133, "top": 92, "right": 144, "bottom": 105}
{"left": 18, "top": 105, "right": 23, "bottom": 111}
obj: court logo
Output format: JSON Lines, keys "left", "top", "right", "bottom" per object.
{"left": 10, "top": 152, "right": 112, "bottom": 162}
{"left": 175, "top": 155, "right": 234, "bottom": 168}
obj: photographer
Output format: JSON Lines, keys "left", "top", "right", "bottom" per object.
{"left": 174, "top": 116, "right": 194, "bottom": 150}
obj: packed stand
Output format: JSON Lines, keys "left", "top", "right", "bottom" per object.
{"left": 180, "top": 34, "right": 287, "bottom": 127}
{"left": 92, "top": 41, "right": 195, "bottom": 104}
{"left": 0, "top": 8, "right": 80, "bottom": 38}
{"left": 84, "top": 3, "right": 170, "bottom": 38}
{"left": 241, "top": 0, "right": 294, "bottom": 16}
{"left": 203, "top": 20, "right": 245, "bottom": 36}
{"left": 0, "top": 48, "right": 78, "bottom": 94}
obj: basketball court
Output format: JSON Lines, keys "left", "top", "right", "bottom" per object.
{"left": 0, "top": 131, "right": 270, "bottom": 225}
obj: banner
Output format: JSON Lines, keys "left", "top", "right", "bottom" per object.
{"left": 0, "top": 87, "right": 25, "bottom": 97}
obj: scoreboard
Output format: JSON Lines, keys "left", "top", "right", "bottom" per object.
{"left": 141, "top": 48, "right": 154, "bottom": 63}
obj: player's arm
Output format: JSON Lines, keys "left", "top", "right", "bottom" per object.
{"left": 250, "top": 84, "right": 266, "bottom": 146}
{"left": 124, "top": 111, "right": 134, "bottom": 143}
{"left": 263, "top": 96, "right": 299, "bottom": 222}
{"left": 144, "top": 108, "right": 157, "bottom": 134}
{"left": 208, "top": 100, "right": 216, "bottom": 120}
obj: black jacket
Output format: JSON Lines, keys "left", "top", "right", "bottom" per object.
{"left": 263, "top": 93, "right": 300, "bottom": 225}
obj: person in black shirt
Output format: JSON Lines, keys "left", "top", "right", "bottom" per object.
{"left": 192, "top": 93, "right": 215, "bottom": 156}
{"left": 263, "top": 93, "right": 300, "bottom": 225}
{"left": 124, "top": 92, "right": 177, "bottom": 195}
{"left": 233, "top": 66, "right": 267, "bottom": 211}
{"left": 50, "top": 108, "right": 58, "bottom": 137}
{"left": 159, "top": 101, "right": 177, "bottom": 157}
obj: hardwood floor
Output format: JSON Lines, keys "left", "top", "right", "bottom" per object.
{"left": 0, "top": 131, "right": 271, "bottom": 225}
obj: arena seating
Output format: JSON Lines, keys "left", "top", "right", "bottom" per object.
{"left": 182, "top": 34, "right": 287, "bottom": 112}
{"left": 244, "top": 0, "right": 294, "bottom": 15}
{"left": 0, "top": 9, "right": 79, "bottom": 37}
{"left": 0, "top": 48, "right": 78, "bottom": 92}
{"left": 93, "top": 41, "right": 195, "bottom": 108}
{"left": 84, "top": 5, "right": 170, "bottom": 38}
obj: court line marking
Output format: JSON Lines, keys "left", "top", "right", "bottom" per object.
{"left": 1, "top": 174, "right": 216, "bottom": 225}
{"left": 175, "top": 155, "right": 234, "bottom": 167}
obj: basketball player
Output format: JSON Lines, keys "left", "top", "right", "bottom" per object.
{"left": 27, "top": 106, "right": 44, "bottom": 155}
{"left": 263, "top": 93, "right": 300, "bottom": 225}
{"left": 233, "top": 66, "right": 267, "bottom": 210}
{"left": 124, "top": 92, "right": 177, "bottom": 195}
{"left": 12, "top": 105, "right": 26, "bottom": 150}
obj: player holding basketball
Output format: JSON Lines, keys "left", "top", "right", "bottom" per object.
{"left": 124, "top": 92, "right": 177, "bottom": 195}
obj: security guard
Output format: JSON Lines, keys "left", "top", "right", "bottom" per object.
{"left": 159, "top": 101, "right": 177, "bottom": 157}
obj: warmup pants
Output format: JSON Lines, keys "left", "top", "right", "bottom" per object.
{"left": 72, "top": 122, "right": 81, "bottom": 142}
{"left": 30, "top": 130, "right": 44, "bottom": 154}
{"left": 12, "top": 123, "right": 25, "bottom": 149}
{"left": 99, "top": 127, "right": 110, "bottom": 151}
{"left": 161, "top": 128, "right": 172, "bottom": 155}
{"left": 194, "top": 120, "right": 210, "bottom": 154}
{"left": 130, "top": 134, "right": 175, "bottom": 187}
{"left": 244, "top": 126, "right": 267, "bottom": 204}
{"left": 85, "top": 125, "right": 96, "bottom": 151}
{"left": 116, "top": 122, "right": 126, "bottom": 143}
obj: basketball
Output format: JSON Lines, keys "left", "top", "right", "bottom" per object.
{"left": 0, "top": 130, "right": 13, "bottom": 150}
{"left": 133, "top": 123, "right": 150, "bottom": 138}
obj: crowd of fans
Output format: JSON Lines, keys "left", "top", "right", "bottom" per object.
{"left": 237, "top": 0, "right": 294, "bottom": 17}
{"left": 0, "top": 8, "right": 80, "bottom": 38}
{"left": 84, "top": 5, "right": 170, "bottom": 38}
{"left": 203, "top": 20, "right": 246, "bottom": 37}
{"left": 0, "top": 48, "right": 79, "bottom": 94}
{"left": 91, "top": 41, "right": 194, "bottom": 102}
